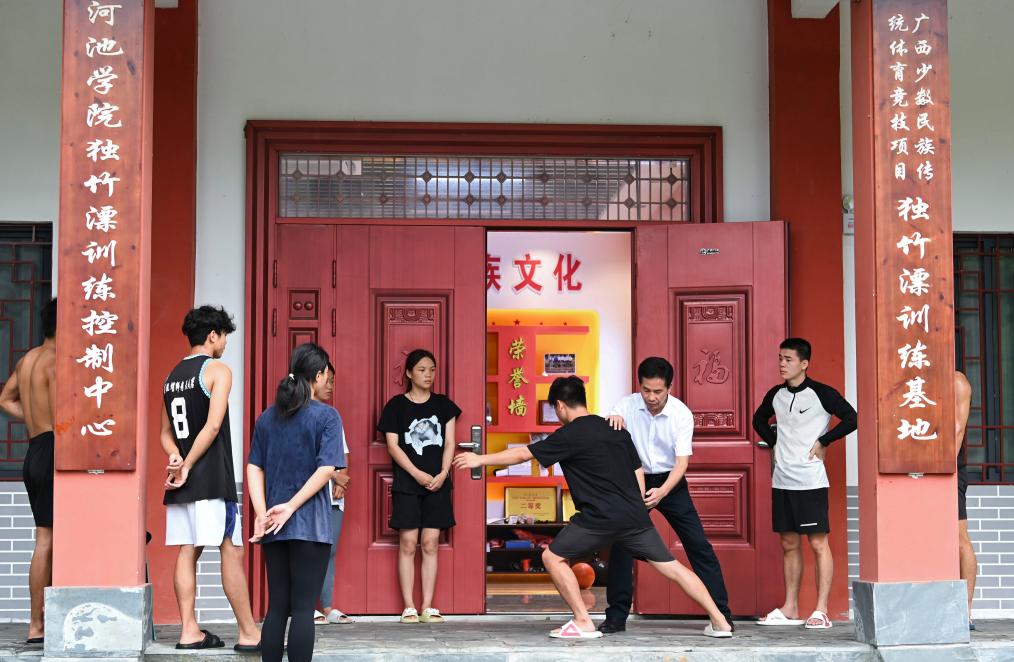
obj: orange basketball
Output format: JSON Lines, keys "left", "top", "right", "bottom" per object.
{"left": 572, "top": 562, "right": 595, "bottom": 589}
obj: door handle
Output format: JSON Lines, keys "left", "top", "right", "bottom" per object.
{"left": 456, "top": 425, "right": 483, "bottom": 480}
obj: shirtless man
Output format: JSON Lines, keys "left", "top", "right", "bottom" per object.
{"left": 954, "top": 371, "right": 976, "bottom": 629}
{"left": 0, "top": 299, "right": 57, "bottom": 644}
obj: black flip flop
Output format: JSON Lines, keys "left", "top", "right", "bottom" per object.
{"left": 175, "top": 629, "right": 225, "bottom": 650}
{"left": 25, "top": 637, "right": 43, "bottom": 645}
{"left": 234, "top": 642, "right": 261, "bottom": 653}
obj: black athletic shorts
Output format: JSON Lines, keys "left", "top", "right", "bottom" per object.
{"left": 549, "top": 521, "right": 674, "bottom": 563}
{"left": 958, "top": 471, "right": 969, "bottom": 521}
{"left": 389, "top": 488, "right": 455, "bottom": 530}
{"left": 772, "top": 487, "right": 829, "bottom": 534}
{"left": 23, "top": 431, "right": 54, "bottom": 528}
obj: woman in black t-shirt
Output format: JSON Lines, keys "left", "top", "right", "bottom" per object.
{"left": 377, "top": 348, "right": 461, "bottom": 624}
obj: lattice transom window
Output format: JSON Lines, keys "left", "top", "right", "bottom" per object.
{"left": 955, "top": 234, "right": 1014, "bottom": 484}
{"left": 278, "top": 154, "right": 690, "bottom": 221}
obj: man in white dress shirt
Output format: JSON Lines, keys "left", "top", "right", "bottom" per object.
{"left": 599, "top": 357, "right": 732, "bottom": 633}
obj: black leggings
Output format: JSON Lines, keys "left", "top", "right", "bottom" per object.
{"left": 262, "top": 540, "right": 331, "bottom": 662}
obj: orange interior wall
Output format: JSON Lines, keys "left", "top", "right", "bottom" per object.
{"left": 146, "top": 0, "right": 198, "bottom": 624}
{"left": 768, "top": 0, "right": 849, "bottom": 619}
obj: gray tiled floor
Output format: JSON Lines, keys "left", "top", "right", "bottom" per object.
{"left": 1, "top": 619, "right": 1012, "bottom": 661}
{"left": 144, "top": 618, "right": 1013, "bottom": 661}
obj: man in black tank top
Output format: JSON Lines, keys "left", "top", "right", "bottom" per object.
{"left": 160, "top": 306, "right": 260, "bottom": 652}
{"left": 162, "top": 355, "right": 237, "bottom": 505}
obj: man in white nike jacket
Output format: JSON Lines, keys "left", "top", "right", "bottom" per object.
{"left": 753, "top": 338, "right": 856, "bottom": 630}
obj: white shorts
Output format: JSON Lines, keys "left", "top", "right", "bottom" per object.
{"left": 165, "top": 499, "right": 243, "bottom": 547}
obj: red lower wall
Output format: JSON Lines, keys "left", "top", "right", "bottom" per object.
{"left": 147, "top": 0, "right": 198, "bottom": 625}
{"left": 768, "top": 0, "right": 849, "bottom": 619}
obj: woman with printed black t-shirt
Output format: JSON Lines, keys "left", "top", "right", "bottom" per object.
{"left": 377, "top": 349, "right": 461, "bottom": 625}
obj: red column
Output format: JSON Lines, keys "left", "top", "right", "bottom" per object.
{"left": 852, "top": 0, "right": 956, "bottom": 584}
{"left": 851, "top": 0, "right": 964, "bottom": 647}
{"left": 53, "top": 0, "right": 154, "bottom": 588}
{"left": 146, "top": 0, "right": 199, "bottom": 625}
{"left": 767, "top": 0, "right": 849, "bottom": 619}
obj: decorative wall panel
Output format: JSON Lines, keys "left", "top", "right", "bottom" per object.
{"left": 373, "top": 297, "right": 449, "bottom": 439}
{"left": 289, "top": 329, "right": 317, "bottom": 353}
{"left": 686, "top": 471, "right": 748, "bottom": 542}
{"left": 288, "top": 290, "right": 319, "bottom": 320}
{"left": 372, "top": 471, "right": 397, "bottom": 546}
{"left": 676, "top": 294, "right": 748, "bottom": 439}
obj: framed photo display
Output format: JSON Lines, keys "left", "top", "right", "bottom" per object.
{"left": 543, "top": 353, "right": 576, "bottom": 374}
{"left": 537, "top": 400, "right": 560, "bottom": 426}
{"left": 505, "top": 486, "right": 558, "bottom": 522}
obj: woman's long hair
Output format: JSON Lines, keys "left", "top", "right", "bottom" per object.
{"left": 275, "top": 343, "right": 330, "bottom": 417}
{"left": 403, "top": 348, "right": 436, "bottom": 392}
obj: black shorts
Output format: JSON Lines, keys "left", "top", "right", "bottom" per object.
{"left": 958, "top": 471, "right": 968, "bottom": 521}
{"left": 23, "top": 432, "right": 54, "bottom": 528}
{"left": 549, "top": 521, "right": 674, "bottom": 563}
{"left": 772, "top": 487, "right": 829, "bottom": 534}
{"left": 389, "top": 488, "right": 455, "bottom": 530}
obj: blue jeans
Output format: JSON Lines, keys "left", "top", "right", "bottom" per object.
{"left": 319, "top": 506, "right": 344, "bottom": 608}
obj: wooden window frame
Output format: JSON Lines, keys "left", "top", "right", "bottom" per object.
{"left": 954, "top": 232, "right": 1014, "bottom": 485}
{"left": 242, "top": 120, "right": 722, "bottom": 605}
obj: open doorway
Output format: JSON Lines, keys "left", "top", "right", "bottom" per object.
{"left": 484, "top": 230, "right": 632, "bottom": 612}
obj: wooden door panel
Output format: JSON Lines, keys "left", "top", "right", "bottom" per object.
{"left": 634, "top": 222, "right": 786, "bottom": 618}
{"left": 688, "top": 471, "right": 749, "bottom": 542}
{"left": 324, "top": 225, "right": 486, "bottom": 615}
{"left": 448, "top": 226, "right": 486, "bottom": 614}
{"left": 330, "top": 226, "right": 371, "bottom": 615}
{"left": 366, "top": 287, "right": 456, "bottom": 613}
{"left": 273, "top": 224, "right": 336, "bottom": 383}
{"left": 666, "top": 222, "right": 755, "bottom": 287}
{"left": 369, "top": 226, "right": 457, "bottom": 289}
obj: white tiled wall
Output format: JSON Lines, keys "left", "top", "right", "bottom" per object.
{"left": 0, "top": 481, "right": 239, "bottom": 623}
{"left": 963, "top": 485, "right": 1014, "bottom": 616}
{"left": 0, "top": 482, "right": 35, "bottom": 621}
{"left": 847, "top": 484, "right": 1014, "bottom": 618}
{"left": 847, "top": 486, "right": 858, "bottom": 613}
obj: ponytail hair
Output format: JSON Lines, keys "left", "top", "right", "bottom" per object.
{"left": 275, "top": 343, "right": 330, "bottom": 417}
{"left": 403, "top": 348, "right": 436, "bottom": 392}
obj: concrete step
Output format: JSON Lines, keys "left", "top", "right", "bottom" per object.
{"left": 0, "top": 620, "right": 1008, "bottom": 660}
{"left": 138, "top": 619, "right": 989, "bottom": 662}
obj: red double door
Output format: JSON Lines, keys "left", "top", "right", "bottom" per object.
{"left": 265, "top": 221, "right": 784, "bottom": 616}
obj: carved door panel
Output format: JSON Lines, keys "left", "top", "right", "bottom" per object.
{"left": 271, "top": 224, "right": 337, "bottom": 385}
{"left": 332, "top": 225, "right": 485, "bottom": 615}
{"left": 633, "top": 222, "right": 786, "bottom": 617}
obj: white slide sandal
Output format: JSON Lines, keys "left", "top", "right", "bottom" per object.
{"left": 758, "top": 608, "right": 806, "bottom": 626}
{"left": 549, "top": 620, "right": 604, "bottom": 639}
{"left": 804, "top": 610, "right": 833, "bottom": 629}
{"left": 703, "top": 624, "right": 733, "bottom": 638}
